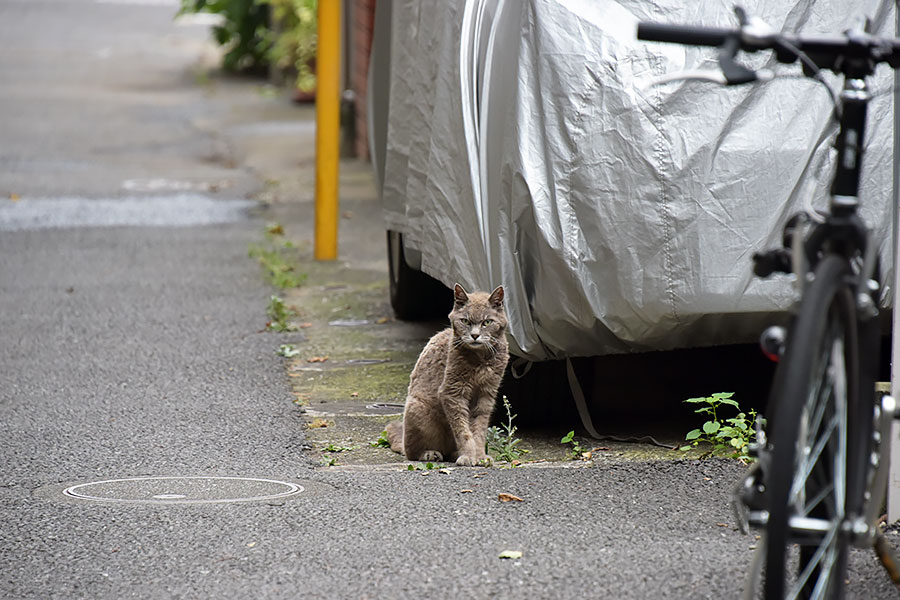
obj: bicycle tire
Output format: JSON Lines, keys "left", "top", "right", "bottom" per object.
{"left": 762, "top": 255, "right": 870, "bottom": 599}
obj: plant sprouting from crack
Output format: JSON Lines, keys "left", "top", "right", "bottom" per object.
{"left": 370, "top": 430, "right": 391, "bottom": 448}
{"left": 322, "top": 443, "right": 355, "bottom": 453}
{"left": 277, "top": 344, "right": 300, "bottom": 357}
{"left": 266, "top": 295, "right": 297, "bottom": 332}
{"left": 407, "top": 462, "right": 436, "bottom": 471}
{"left": 486, "top": 395, "right": 528, "bottom": 465}
{"left": 681, "top": 392, "right": 764, "bottom": 459}
{"left": 561, "top": 430, "right": 588, "bottom": 460}
{"left": 248, "top": 222, "right": 307, "bottom": 289}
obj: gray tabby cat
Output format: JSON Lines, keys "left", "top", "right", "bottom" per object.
{"left": 386, "top": 283, "right": 509, "bottom": 466}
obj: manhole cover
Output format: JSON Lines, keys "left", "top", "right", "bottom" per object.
{"left": 58, "top": 476, "right": 305, "bottom": 505}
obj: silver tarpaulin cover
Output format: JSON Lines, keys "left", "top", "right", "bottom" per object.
{"left": 376, "top": 0, "right": 895, "bottom": 360}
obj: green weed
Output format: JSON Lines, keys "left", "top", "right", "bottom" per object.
{"left": 248, "top": 223, "right": 306, "bottom": 289}
{"left": 322, "top": 443, "right": 355, "bottom": 453}
{"left": 370, "top": 430, "right": 391, "bottom": 448}
{"left": 681, "top": 392, "right": 763, "bottom": 459}
{"left": 486, "top": 396, "right": 528, "bottom": 464}
{"left": 266, "top": 295, "right": 297, "bottom": 332}
{"left": 407, "top": 462, "right": 436, "bottom": 471}
{"left": 561, "top": 430, "right": 588, "bottom": 460}
{"left": 277, "top": 344, "right": 300, "bottom": 357}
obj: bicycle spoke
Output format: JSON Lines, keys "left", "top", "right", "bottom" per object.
{"left": 801, "top": 480, "right": 835, "bottom": 518}
{"left": 788, "top": 522, "right": 840, "bottom": 600}
{"left": 790, "top": 413, "right": 838, "bottom": 508}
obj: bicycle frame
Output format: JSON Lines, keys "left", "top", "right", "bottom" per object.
{"left": 638, "top": 8, "right": 900, "bottom": 596}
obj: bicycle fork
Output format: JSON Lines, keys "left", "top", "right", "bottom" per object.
{"left": 731, "top": 389, "right": 900, "bottom": 587}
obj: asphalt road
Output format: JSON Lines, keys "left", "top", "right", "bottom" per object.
{"left": 1, "top": 1, "right": 898, "bottom": 598}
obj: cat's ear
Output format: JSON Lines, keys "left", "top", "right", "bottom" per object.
{"left": 488, "top": 285, "right": 504, "bottom": 309}
{"left": 453, "top": 283, "right": 469, "bottom": 307}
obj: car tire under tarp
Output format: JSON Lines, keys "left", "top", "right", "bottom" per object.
{"left": 387, "top": 230, "right": 451, "bottom": 321}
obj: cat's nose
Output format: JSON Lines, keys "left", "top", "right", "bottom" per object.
{"left": 471, "top": 332, "right": 480, "bottom": 340}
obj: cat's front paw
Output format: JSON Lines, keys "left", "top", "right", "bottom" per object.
{"left": 419, "top": 450, "right": 444, "bottom": 462}
{"left": 456, "top": 454, "right": 484, "bottom": 467}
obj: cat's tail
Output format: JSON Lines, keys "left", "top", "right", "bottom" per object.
{"left": 384, "top": 420, "right": 404, "bottom": 455}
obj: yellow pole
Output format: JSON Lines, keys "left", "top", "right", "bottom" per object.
{"left": 314, "top": 0, "right": 341, "bottom": 260}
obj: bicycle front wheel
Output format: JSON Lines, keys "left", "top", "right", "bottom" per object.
{"left": 763, "top": 255, "right": 869, "bottom": 600}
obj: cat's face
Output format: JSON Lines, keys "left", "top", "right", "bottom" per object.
{"left": 449, "top": 284, "right": 507, "bottom": 351}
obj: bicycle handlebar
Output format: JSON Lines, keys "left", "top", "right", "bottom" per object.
{"left": 637, "top": 20, "right": 900, "bottom": 78}
{"left": 637, "top": 23, "right": 735, "bottom": 48}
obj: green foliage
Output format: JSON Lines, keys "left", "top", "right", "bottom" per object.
{"left": 680, "top": 392, "right": 764, "bottom": 459}
{"left": 322, "top": 443, "right": 355, "bottom": 453}
{"left": 277, "top": 343, "right": 300, "bottom": 357}
{"left": 266, "top": 295, "right": 297, "bottom": 332}
{"left": 248, "top": 224, "right": 307, "bottom": 289}
{"left": 407, "top": 462, "right": 436, "bottom": 471}
{"left": 561, "top": 430, "right": 587, "bottom": 460}
{"left": 370, "top": 430, "right": 391, "bottom": 448}
{"left": 260, "top": 0, "right": 318, "bottom": 92}
{"left": 178, "top": 0, "right": 272, "bottom": 73}
{"left": 486, "top": 396, "right": 528, "bottom": 464}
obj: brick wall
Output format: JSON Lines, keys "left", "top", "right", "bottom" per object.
{"left": 350, "top": 0, "right": 375, "bottom": 161}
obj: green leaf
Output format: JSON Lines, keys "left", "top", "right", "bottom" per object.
{"left": 731, "top": 438, "right": 745, "bottom": 449}
{"left": 679, "top": 445, "right": 693, "bottom": 452}
{"left": 712, "top": 392, "right": 735, "bottom": 400}
{"left": 561, "top": 431, "right": 574, "bottom": 444}
{"left": 684, "top": 397, "right": 709, "bottom": 403}
{"left": 703, "top": 421, "right": 720, "bottom": 435}
{"left": 718, "top": 398, "right": 740, "bottom": 408}
{"left": 685, "top": 429, "right": 702, "bottom": 441}
{"left": 277, "top": 344, "right": 300, "bottom": 357}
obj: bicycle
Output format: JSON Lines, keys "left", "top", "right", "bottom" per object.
{"left": 638, "top": 7, "right": 900, "bottom": 599}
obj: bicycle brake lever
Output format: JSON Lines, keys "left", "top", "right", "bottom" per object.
{"left": 719, "top": 34, "right": 758, "bottom": 84}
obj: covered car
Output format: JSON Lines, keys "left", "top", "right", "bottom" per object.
{"left": 368, "top": 0, "right": 897, "bottom": 361}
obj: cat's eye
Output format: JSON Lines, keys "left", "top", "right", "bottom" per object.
{"left": 482, "top": 319, "right": 493, "bottom": 326}
{"left": 461, "top": 318, "right": 470, "bottom": 325}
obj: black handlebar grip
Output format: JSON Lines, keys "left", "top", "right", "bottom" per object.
{"left": 637, "top": 22, "right": 733, "bottom": 47}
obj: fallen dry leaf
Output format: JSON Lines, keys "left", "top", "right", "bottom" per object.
{"left": 307, "top": 418, "right": 331, "bottom": 429}
{"left": 350, "top": 392, "right": 359, "bottom": 398}
{"left": 498, "top": 550, "right": 523, "bottom": 560}
{"left": 376, "top": 317, "right": 391, "bottom": 324}
{"left": 299, "top": 322, "right": 314, "bottom": 329}
{"left": 9, "top": 193, "right": 20, "bottom": 202}
{"left": 498, "top": 493, "right": 524, "bottom": 503}
{"left": 460, "top": 489, "right": 474, "bottom": 494}
{"left": 306, "top": 356, "right": 329, "bottom": 363}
